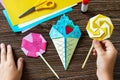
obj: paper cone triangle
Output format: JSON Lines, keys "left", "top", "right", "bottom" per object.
{"left": 65, "top": 38, "right": 79, "bottom": 70}
{"left": 52, "top": 38, "right": 66, "bottom": 68}
{"left": 52, "top": 37, "right": 79, "bottom": 70}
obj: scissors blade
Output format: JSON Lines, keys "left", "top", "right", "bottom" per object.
{"left": 19, "top": 7, "right": 35, "bottom": 18}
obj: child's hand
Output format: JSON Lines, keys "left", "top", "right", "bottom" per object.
{"left": 0, "top": 43, "right": 23, "bottom": 80}
{"left": 93, "top": 40, "right": 117, "bottom": 80}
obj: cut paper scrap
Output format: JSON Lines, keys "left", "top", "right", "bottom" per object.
{"left": 66, "top": 26, "right": 73, "bottom": 34}
{"left": 3, "top": 5, "right": 73, "bottom": 32}
{"left": 3, "top": 0, "right": 82, "bottom": 25}
{"left": 49, "top": 15, "right": 82, "bottom": 70}
{"left": 82, "top": 14, "right": 114, "bottom": 69}
{"left": 21, "top": 33, "right": 59, "bottom": 79}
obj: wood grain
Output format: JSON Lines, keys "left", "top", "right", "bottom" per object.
{"left": 0, "top": 0, "right": 120, "bottom": 80}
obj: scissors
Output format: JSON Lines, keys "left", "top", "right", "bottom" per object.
{"left": 19, "top": 0, "right": 55, "bottom": 18}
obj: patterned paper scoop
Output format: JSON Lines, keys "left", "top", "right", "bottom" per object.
{"left": 21, "top": 33, "right": 59, "bottom": 79}
{"left": 82, "top": 14, "right": 114, "bottom": 69}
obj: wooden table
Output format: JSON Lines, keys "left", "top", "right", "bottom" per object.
{"left": 0, "top": 0, "right": 120, "bottom": 80}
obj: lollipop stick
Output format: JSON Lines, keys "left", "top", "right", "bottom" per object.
{"left": 38, "top": 52, "right": 60, "bottom": 79}
{"left": 82, "top": 45, "right": 93, "bottom": 69}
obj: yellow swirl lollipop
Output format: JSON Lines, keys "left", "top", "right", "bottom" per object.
{"left": 82, "top": 14, "right": 114, "bottom": 68}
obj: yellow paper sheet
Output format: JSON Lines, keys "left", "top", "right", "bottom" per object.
{"left": 3, "top": 0, "right": 82, "bottom": 25}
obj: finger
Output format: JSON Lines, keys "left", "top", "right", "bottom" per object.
{"left": 93, "top": 49, "right": 96, "bottom": 53}
{"left": 93, "top": 49, "right": 96, "bottom": 54}
{"left": 101, "top": 40, "right": 117, "bottom": 54}
{"left": 1, "top": 43, "right": 7, "bottom": 62}
{"left": 101, "top": 40, "right": 116, "bottom": 51}
{"left": 92, "top": 40, "right": 104, "bottom": 55}
{"left": 17, "top": 57, "right": 24, "bottom": 73}
{"left": 7, "top": 45, "right": 15, "bottom": 63}
{"left": 93, "top": 49, "right": 97, "bottom": 55}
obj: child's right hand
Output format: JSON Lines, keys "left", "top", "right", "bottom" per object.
{"left": 92, "top": 40, "right": 117, "bottom": 80}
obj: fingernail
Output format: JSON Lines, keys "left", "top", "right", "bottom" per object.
{"left": 1, "top": 43, "right": 5, "bottom": 47}
{"left": 19, "top": 58, "right": 24, "bottom": 62}
{"left": 93, "top": 40, "right": 99, "bottom": 44}
{"left": 7, "top": 45, "right": 11, "bottom": 48}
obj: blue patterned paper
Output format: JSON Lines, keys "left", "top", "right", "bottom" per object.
{"left": 49, "top": 14, "right": 82, "bottom": 38}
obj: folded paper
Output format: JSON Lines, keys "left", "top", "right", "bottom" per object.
{"left": 86, "top": 14, "right": 114, "bottom": 41}
{"left": 49, "top": 15, "right": 82, "bottom": 70}
{"left": 21, "top": 33, "right": 47, "bottom": 57}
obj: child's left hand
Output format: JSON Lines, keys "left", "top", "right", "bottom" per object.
{"left": 0, "top": 43, "right": 23, "bottom": 80}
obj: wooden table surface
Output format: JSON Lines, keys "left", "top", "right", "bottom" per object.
{"left": 0, "top": 0, "right": 120, "bottom": 80}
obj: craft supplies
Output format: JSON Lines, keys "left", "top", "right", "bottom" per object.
{"left": 19, "top": 0, "right": 56, "bottom": 18}
{"left": 81, "top": 0, "right": 89, "bottom": 13}
{"left": 2, "top": 0, "right": 82, "bottom": 32}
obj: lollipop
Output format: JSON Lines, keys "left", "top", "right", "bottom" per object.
{"left": 21, "top": 33, "right": 59, "bottom": 79}
{"left": 82, "top": 14, "right": 114, "bottom": 68}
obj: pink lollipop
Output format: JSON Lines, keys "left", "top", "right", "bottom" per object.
{"left": 21, "top": 33, "right": 59, "bottom": 79}
{"left": 21, "top": 33, "right": 46, "bottom": 57}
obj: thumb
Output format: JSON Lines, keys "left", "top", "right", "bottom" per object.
{"left": 17, "top": 57, "right": 24, "bottom": 73}
{"left": 92, "top": 40, "right": 104, "bottom": 55}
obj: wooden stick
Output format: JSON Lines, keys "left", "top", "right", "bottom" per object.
{"left": 82, "top": 45, "right": 93, "bottom": 69}
{"left": 38, "top": 52, "right": 60, "bottom": 79}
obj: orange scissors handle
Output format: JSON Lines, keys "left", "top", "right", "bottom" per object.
{"left": 19, "top": 0, "right": 55, "bottom": 18}
{"left": 35, "top": 0, "right": 55, "bottom": 11}
{"left": 34, "top": 0, "right": 46, "bottom": 7}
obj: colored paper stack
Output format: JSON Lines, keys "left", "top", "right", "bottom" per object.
{"left": 0, "top": 0, "right": 82, "bottom": 32}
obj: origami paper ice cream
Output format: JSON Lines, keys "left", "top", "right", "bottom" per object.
{"left": 82, "top": 14, "right": 114, "bottom": 69}
{"left": 49, "top": 15, "right": 82, "bottom": 70}
{"left": 86, "top": 14, "right": 114, "bottom": 41}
